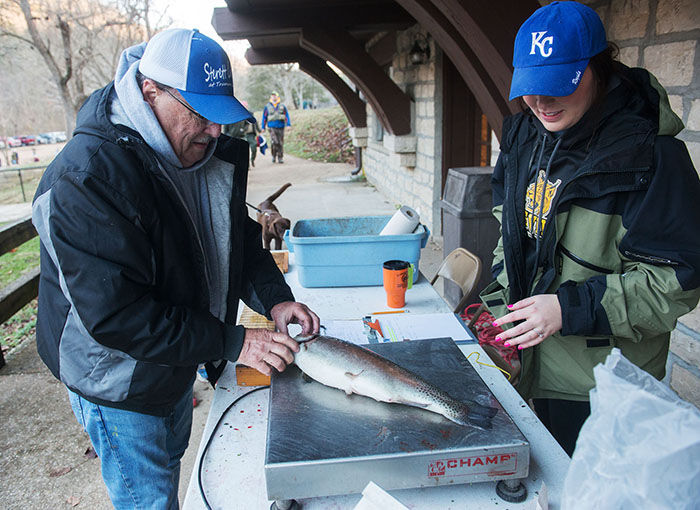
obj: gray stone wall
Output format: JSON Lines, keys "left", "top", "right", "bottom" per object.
{"left": 361, "top": 28, "right": 442, "bottom": 236}
{"left": 582, "top": 0, "right": 700, "bottom": 174}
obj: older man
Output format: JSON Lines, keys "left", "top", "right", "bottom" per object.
{"left": 32, "top": 28, "right": 318, "bottom": 508}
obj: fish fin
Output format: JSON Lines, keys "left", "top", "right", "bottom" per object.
{"left": 463, "top": 400, "right": 498, "bottom": 429}
{"left": 395, "top": 399, "right": 429, "bottom": 409}
{"left": 343, "top": 371, "right": 364, "bottom": 395}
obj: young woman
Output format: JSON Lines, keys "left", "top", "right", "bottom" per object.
{"left": 482, "top": 1, "right": 700, "bottom": 455}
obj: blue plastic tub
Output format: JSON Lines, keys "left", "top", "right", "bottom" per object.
{"left": 283, "top": 215, "right": 429, "bottom": 288}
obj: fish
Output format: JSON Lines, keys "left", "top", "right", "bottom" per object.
{"left": 292, "top": 334, "right": 497, "bottom": 429}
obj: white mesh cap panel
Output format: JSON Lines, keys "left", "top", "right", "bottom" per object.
{"left": 139, "top": 29, "right": 193, "bottom": 90}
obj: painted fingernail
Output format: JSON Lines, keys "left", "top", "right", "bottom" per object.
{"left": 503, "top": 342, "right": 510, "bottom": 347}
{"left": 495, "top": 336, "right": 502, "bottom": 342}
{"left": 507, "top": 304, "right": 513, "bottom": 309}
{"left": 518, "top": 345, "right": 523, "bottom": 350}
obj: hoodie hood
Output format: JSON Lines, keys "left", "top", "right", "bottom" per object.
{"left": 636, "top": 68, "right": 684, "bottom": 137}
{"left": 523, "top": 64, "right": 684, "bottom": 152}
{"left": 111, "top": 41, "right": 216, "bottom": 171}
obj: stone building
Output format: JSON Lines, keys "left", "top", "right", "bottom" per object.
{"left": 214, "top": 0, "right": 700, "bottom": 406}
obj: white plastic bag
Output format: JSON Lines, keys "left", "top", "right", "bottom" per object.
{"left": 562, "top": 348, "right": 700, "bottom": 510}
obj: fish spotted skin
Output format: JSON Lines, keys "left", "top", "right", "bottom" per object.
{"left": 293, "top": 335, "right": 497, "bottom": 429}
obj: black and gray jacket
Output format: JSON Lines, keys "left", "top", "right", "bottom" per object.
{"left": 482, "top": 65, "right": 700, "bottom": 401}
{"left": 32, "top": 83, "right": 293, "bottom": 415}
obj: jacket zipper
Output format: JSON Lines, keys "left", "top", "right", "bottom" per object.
{"left": 155, "top": 161, "right": 212, "bottom": 292}
{"left": 622, "top": 250, "right": 679, "bottom": 266}
{"left": 125, "top": 135, "right": 212, "bottom": 295}
{"left": 559, "top": 244, "right": 614, "bottom": 274}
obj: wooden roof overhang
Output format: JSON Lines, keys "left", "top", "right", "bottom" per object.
{"left": 213, "top": 1, "right": 415, "bottom": 134}
{"left": 396, "top": 0, "right": 539, "bottom": 137}
{"left": 212, "top": 0, "right": 539, "bottom": 139}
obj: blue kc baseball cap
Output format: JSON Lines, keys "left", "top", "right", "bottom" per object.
{"left": 509, "top": 1, "right": 607, "bottom": 100}
{"left": 139, "top": 28, "right": 252, "bottom": 124}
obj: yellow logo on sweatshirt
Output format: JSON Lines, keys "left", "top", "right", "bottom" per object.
{"left": 525, "top": 170, "right": 561, "bottom": 238}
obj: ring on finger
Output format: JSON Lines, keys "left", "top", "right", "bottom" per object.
{"left": 534, "top": 328, "right": 544, "bottom": 338}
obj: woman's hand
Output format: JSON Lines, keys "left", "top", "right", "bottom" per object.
{"left": 492, "top": 294, "right": 562, "bottom": 350}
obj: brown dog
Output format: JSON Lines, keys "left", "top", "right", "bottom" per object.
{"left": 257, "top": 183, "right": 292, "bottom": 250}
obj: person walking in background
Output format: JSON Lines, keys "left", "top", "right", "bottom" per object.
{"left": 31, "top": 28, "right": 319, "bottom": 508}
{"left": 481, "top": 1, "right": 700, "bottom": 456}
{"left": 262, "top": 91, "right": 290, "bottom": 163}
{"left": 223, "top": 102, "right": 261, "bottom": 167}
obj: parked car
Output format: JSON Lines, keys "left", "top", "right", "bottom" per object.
{"left": 53, "top": 131, "right": 67, "bottom": 143}
{"left": 36, "top": 133, "right": 52, "bottom": 144}
{"left": 19, "top": 135, "right": 36, "bottom": 146}
{"left": 7, "top": 136, "right": 22, "bottom": 147}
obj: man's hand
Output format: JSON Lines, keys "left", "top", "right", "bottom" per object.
{"left": 270, "top": 301, "right": 320, "bottom": 336}
{"left": 238, "top": 329, "right": 300, "bottom": 375}
{"left": 492, "top": 294, "right": 562, "bottom": 350}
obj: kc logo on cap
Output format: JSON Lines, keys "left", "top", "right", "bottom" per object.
{"left": 509, "top": 1, "right": 607, "bottom": 100}
{"left": 530, "top": 31, "right": 554, "bottom": 58}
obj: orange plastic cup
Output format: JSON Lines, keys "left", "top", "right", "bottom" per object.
{"left": 382, "top": 260, "right": 414, "bottom": 308}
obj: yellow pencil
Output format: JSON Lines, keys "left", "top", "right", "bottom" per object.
{"left": 371, "top": 310, "right": 406, "bottom": 315}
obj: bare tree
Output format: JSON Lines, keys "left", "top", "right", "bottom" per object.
{"left": 0, "top": 0, "right": 170, "bottom": 137}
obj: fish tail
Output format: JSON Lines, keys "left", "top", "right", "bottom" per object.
{"left": 464, "top": 400, "right": 498, "bottom": 429}
{"left": 447, "top": 400, "right": 497, "bottom": 429}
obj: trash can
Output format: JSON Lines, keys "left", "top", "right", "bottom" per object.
{"left": 439, "top": 166, "right": 499, "bottom": 310}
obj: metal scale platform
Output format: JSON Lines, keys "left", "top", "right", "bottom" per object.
{"left": 265, "top": 337, "right": 530, "bottom": 501}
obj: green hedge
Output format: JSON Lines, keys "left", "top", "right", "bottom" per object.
{"left": 283, "top": 107, "right": 355, "bottom": 164}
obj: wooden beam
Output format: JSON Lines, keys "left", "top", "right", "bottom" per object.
{"left": 367, "top": 31, "right": 396, "bottom": 67}
{"left": 431, "top": 0, "right": 539, "bottom": 106}
{"left": 245, "top": 47, "right": 367, "bottom": 128}
{"left": 395, "top": 0, "right": 538, "bottom": 140}
{"left": 212, "top": 4, "right": 413, "bottom": 40}
{"left": 301, "top": 28, "right": 412, "bottom": 135}
{"left": 0, "top": 216, "right": 36, "bottom": 257}
{"left": 397, "top": 0, "right": 512, "bottom": 139}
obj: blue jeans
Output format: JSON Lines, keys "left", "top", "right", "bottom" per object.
{"left": 68, "top": 387, "right": 193, "bottom": 509}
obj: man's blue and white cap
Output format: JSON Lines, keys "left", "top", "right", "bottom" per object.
{"left": 139, "top": 28, "right": 252, "bottom": 124}
{"left": 509, "top": 1, "right": 607, "bottom": 100}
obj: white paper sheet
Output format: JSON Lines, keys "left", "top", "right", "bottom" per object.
{"left": 320, "top": 312, "right": 475, "bottom": 345}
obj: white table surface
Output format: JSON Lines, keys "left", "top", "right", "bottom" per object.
{"left": 184, "top": 261, "right": 570, "bottom": 510}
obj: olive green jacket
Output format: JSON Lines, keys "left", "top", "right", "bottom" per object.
{"left": 482, "top": 66, "right": 700, "bottom": 401}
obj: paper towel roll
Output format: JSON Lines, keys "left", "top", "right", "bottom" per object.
{"left": 380, "top": 206, "right": 420, "bottom": 235}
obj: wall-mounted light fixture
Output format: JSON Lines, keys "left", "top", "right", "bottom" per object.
{"left": 409, "top": 33, "right": 430, "bottom": 66}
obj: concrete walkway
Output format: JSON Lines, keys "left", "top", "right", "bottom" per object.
{"left": 0, "top": 152, "right": 444, "bottom": 509}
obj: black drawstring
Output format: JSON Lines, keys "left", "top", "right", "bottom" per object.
{"left": 527, "top": 136, "right": 542, "bottom": 177}
{"left": 530, "top": 133, "right": 547, "bottom": 237}
{"left": 535, "top": 137, "right": 562, "bottom": 241}
{"left": 245, "top": 201, "right": 262, "bottom": 213}
{"left": 528, "top": 134, "right": 562, "bottom": 295}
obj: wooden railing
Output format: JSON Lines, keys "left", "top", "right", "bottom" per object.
{"left": 0, "top": 164, "right": 47, "bottom": 202}
{"left": 0, "top": 215, "right": 39, "bottom": 368}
